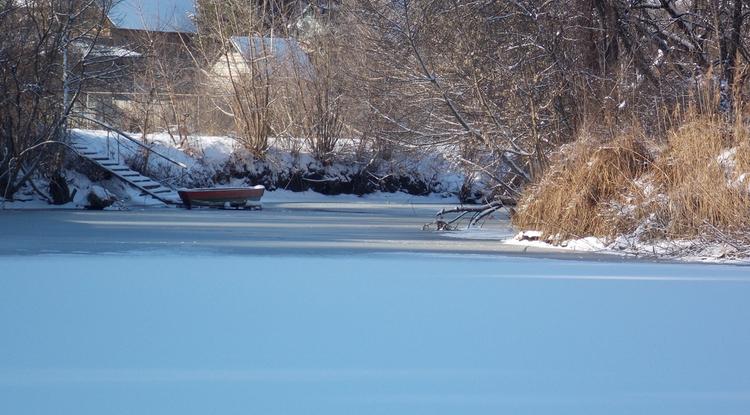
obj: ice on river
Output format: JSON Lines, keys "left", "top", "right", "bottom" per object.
{"left": 1, "top": 252, "right": 750, "bottom": 415}
{"left": 0, "top": 203, "right": 749, "bottom": 414}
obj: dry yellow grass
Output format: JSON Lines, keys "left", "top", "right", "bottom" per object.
{"left": 513, "top": 129, "right": 652, "bottom": 240}
{"left": 513, "top": 113, "right": 750, "bottom": 243}
{"left": 652, "top": 117, "right": 750, "bottom": 236}
{"left": 734, "top": 138, "right": 750, "bottom": 175}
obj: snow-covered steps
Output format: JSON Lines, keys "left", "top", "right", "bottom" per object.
{"left": 69, "top": 138, "right": 181, "bottom": 205}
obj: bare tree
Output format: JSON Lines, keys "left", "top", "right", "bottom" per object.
{"left": 343, "top": 0, "right": 587, "bottom": 198}
{"left": 342, "top": 0, "right": 749, "bottom": 204}
{"left": 1, "top": 0, "right": 112, "bottom": 202}
{"left": 193, "top": 0, "right": 304, "bottom": 158}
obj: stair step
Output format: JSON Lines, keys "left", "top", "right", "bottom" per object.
{"left": 74, "top": 148, "right": 178, "bottom": 204}
{"left": 139, "top": 190, "right": 175, "bottom": 196}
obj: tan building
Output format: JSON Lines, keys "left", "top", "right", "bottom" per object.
{"left": 210, "top": 35, "right": 312, "bottom": 90}
{"left": 77, "top": 0, "right": 199, "bottom": 132}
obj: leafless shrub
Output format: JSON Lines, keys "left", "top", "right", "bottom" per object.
{"left": 191, "top": 0, "right": 310, "bottom": 159}
{"left": 1, "top": 0, "right": 112, "bottom": 200}
{"left": 282, "top": 17, "right": 347, "bottom": 165}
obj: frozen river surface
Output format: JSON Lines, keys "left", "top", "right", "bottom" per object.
{"left": 1, "top": 200, "right": 749, "bottom": 414}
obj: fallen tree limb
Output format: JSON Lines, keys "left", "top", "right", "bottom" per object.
{"left": 423, "top": 200, "right": 506, "bottom": 231}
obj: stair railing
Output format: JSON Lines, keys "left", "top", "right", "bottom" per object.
{"left": 72, "top": 114, "right": 188, "bottom": 170}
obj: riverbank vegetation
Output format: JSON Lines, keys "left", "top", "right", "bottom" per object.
{"left": 514, "top": 97, "right": 750, "bottom": 254}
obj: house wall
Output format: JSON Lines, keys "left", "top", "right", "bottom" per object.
{"left": 89, "top": 27, "right": 197, "bottom": 94}
{"left": 76, "top": 24, "right": 204, "bottom": 132}
{"left": 209, "top": 49, "right": 312, "bottom": 91}
{"left": 209, "top": 51, "right": 253, "bottom": 91}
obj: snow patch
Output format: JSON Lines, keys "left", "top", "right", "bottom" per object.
{"left": 443, "top": 227, "right": 749, "bottom": 264}
{"left": 514, "top": 230, "right": 543, "bottom": 241}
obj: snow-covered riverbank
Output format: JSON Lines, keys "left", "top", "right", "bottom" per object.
{"left": 1, "top": 128, "right": 483, "bottom": 209}
{"left": 443, "top": 227, "right": 750, "bottom": 265}
{"left": 4, "top": 129, "right": 747, "bottom": 264}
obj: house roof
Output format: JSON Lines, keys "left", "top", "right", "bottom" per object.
{"left": 229, "top": 36, "right": 312, "bottom": 74}
{"left": 107, "top": 0, "right": 196, "bottom": 33}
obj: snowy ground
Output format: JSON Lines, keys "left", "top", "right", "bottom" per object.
{"left": 1, "top": 128, "right": 472, "bottom": 209}
{"left": 68, "top": 129, "right": 470, "bottom": 197}
{"left": 444, "top": 227, "right": 750, "bottom": 265}
{"left": 1, "top": 206, "right": 749, "bottom": 415}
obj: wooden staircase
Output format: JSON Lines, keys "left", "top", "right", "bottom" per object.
{"left": 70, "top": 137, "right": 181, "bottom": 205}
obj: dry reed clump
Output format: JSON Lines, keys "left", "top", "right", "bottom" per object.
{"left": 733, "top": 138, "right": 750, "bottom": 177}
{"left": 650, "top": 117, "right": 750, "bottom": 238}
{"left": 514, "top": 114, "right": 750, "bottom": 245}
{"left": 512, "top": 130, "right": 652, "bottom": 240}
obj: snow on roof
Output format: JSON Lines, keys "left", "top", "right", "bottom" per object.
{"left": 229, "top": 36, "right": 312, "bottom": 74}
{"left": 107, "top": 0, "right": 196, "bottom": 33}
{"left": 73, "top": 40, "right": 141, "bottom": 59}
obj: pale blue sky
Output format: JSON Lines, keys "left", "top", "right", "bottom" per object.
{"left": 108, "top": 0, "right": 196, "bottom": 32}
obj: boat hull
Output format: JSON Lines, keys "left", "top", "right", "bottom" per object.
{"left": 178, "top": 186, "right": 265, "bottom": 209}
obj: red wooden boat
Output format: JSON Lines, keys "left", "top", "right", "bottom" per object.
{"left": 178, "top": 186, "right": 265, "bottom": 209}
